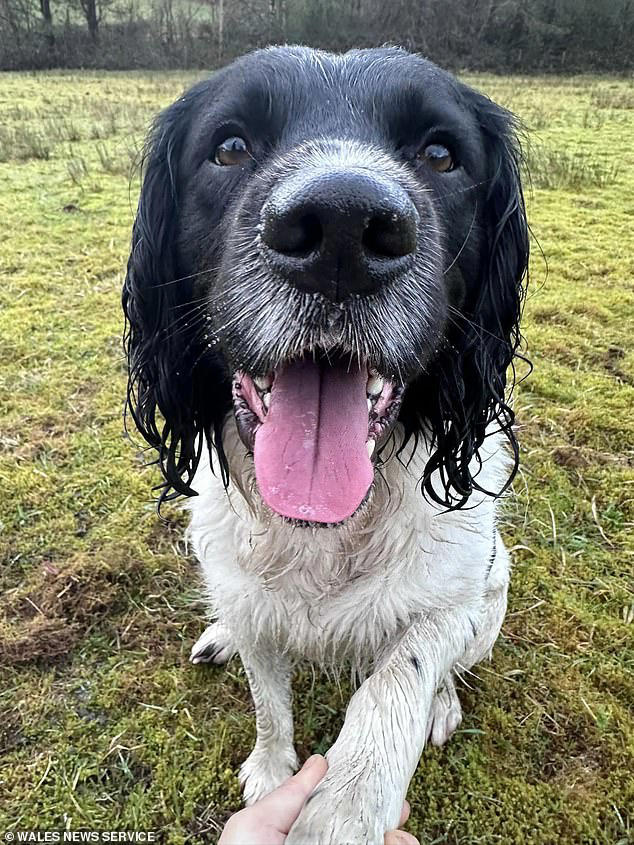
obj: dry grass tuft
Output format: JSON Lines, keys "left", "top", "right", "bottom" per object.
{"left": 0, "top": 551, "right": 150, "bottom": 664}
{"left": 591, "top": 86, "right": 634, "bottom": 110}
{"left": 526, "top": 143, "right": 620, "bottom": 190}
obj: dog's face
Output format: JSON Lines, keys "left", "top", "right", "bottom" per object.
{"left": 124, "top": 47, "right": 529, "bottom": 523}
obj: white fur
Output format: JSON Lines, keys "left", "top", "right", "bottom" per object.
{"left": 187, "top": 418, "right": 511, "bottom": 843}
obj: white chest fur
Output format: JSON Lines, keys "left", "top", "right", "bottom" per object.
{"left": 187, "top": 421, "right": 509, "bottom": 669}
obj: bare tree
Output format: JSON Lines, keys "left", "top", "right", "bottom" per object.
{"left": 80, "top": 0, "right": 98, "bottom": 41}
{"left": 39, "top": 0, "right": 53, "bottom": 45}
{"left": 217, "top": 0, "right": 223, "bottom": 59}
{"left": 78, "top": 0, "right": 112, "bottom": 42}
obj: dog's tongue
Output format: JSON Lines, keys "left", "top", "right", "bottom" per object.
{"left": 254, "top": 359, "right": 372, "bottom": 523}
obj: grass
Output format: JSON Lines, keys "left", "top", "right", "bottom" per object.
{"left": 0, "top": 69, "right": 633, "bottom": 844}
{"left": 526, "top": 143, "right": 620, "bottom": 190}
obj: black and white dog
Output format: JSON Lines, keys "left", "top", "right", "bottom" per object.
{"left": 123, "top": 46, "right": 529, "bottom": 843}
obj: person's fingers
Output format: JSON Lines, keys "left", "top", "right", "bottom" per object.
{"left": 246, "top": 754, "right": 329, "bottom": 834}
{"left": 398, "top": 800, "right": 410, "bottom": 827}
{"left": 219, "top": 806, "right": 289, "bottom": 845}
{"left": 385, "top": 830, "right": 420, "bottom": 845}
{"left": 288, "top": 754, "right": 328, "bottom": 793}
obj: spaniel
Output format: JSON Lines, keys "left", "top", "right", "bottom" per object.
{"left": 123, "top": 46, "right": 529, "bottom": 843}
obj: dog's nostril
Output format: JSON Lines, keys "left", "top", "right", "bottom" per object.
{"left": 362, "top": 214, "right": 417, "bottom": 259}
{"left": 288, "top": 213, "right": 322, "bottom": 256}
{"left": 264, "top": 212, "right": 322, "bottom": 257}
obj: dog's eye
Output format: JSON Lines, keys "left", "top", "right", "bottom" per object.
{"left": 420, "top": 143, "right": 454, "bottom": 173}
{"left": 214, "top": 136, "right": 251, "bottom": 166}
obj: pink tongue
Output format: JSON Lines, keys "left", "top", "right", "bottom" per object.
{"left": 254, "top": 359, "right": 372, "bottom": 523}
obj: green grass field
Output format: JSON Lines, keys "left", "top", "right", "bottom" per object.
{"left": 0, "top": 69, "right": 633, "bottom": 844}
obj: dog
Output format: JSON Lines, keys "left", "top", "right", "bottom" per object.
{"left": 123, "top": 46, "right": 529, "bottom": 843}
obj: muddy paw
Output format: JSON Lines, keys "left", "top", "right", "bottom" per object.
{"left": 426, "top": 675, "right": 462, "bottom": 747}
{"left": 190, "top": 621, "right": 236, "bottom": 665}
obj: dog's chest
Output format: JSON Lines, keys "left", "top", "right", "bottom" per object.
{"left": 188, "top": 436, "right": 502, "bottom": 666}
{"left": 194, "top": 499, "right": 491, "bottom": 667}
{"left": 236, "top": 539, "right": 424, "bottom": 664}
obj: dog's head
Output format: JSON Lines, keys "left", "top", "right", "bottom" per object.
{"left": 123, "top": 46, "right": 529, "bottom": 525}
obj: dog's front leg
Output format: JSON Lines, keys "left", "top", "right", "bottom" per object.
{"left": 238, "top": 645, "right": 298, "bottom": 804}
{"left": 286, "top": 609, "right": 479, "bottom": 845}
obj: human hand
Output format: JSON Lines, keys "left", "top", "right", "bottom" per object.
{"left": 218, "top": 754, "right": 419, "bottom": 844}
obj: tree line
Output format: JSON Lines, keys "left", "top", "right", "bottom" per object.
{"left": 1, "top": 0, "right": 632, "bottom": 72}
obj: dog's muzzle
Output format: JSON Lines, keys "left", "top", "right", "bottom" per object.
{"left": 216, "top": 141, "right": 446, "bottom": 526}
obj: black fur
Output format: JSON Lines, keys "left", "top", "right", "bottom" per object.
{"left": 404, "top": 89, "right": 529, "bottom": 507}
{"left": 123, "top": 46, "right": 529, "bottom": 509}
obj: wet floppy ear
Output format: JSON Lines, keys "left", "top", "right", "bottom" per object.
{"left": 410, "top": 89, "right": 529, "bottom": 508}
{"left": 473, "top": 91, "right": 529, "bottom": 366}
{"left": 122, "top": 92, "right": 211, "bottom": 502}
{"left": 458, "top": 92, "right": 530, "bottom": 493}
{"left": 468, "top": 92, "right": 530, "bottom": 464}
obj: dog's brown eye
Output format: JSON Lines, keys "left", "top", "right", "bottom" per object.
{"left": 420, "top": 143, "right": 454, "bottom": 173}
{"left": 214, "top": 136, "right": 251, "bottom": 166}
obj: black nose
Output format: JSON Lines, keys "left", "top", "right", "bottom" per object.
{"left": 260, "top": 169, "right": 418, "bottom": 301}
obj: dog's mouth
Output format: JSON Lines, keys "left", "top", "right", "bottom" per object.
{"left": 232, "top": 353, "right": 404, "bottom": 525}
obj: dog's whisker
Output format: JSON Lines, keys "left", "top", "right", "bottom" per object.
{"left": 151, "top": 265, "right": 221, "bottom": 288}
{"left": 444, "top": 201, "right": 479, "bottom": 277}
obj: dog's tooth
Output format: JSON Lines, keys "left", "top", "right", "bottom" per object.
{"left": 366, "top": 440, "right": 376, "bottom": 457}
{"left": 367, "top": 375, "right": 384, "bottom": 396}
{"left": 254, "top": 374, "right": 272, "bottom": 390}
{"left": 367, "top": 398, "right": 373, "bottom": 413}
{"left": 262, "top": 392, "right": 271, "bottom": 411}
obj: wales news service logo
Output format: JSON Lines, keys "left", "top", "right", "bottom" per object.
{"left": 4, "top": 833, "right": 158, "bottom": 842}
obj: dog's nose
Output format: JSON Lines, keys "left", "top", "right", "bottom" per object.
{"left": 260, "top": 169, "right": 418, "bottom": 301}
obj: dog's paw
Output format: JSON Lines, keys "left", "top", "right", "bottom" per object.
{"left": 239, "top": 745, "right": 298, "bottom": 805}
{"left": 426, "top": 675, "right": 462, "bottom": 747}
{"left": 189, "top": 621, "right": 236, "bottom": 665}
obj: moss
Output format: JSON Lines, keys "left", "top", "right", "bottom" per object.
{"left": 0, "top": 71, "right": 633, "bottom": 843}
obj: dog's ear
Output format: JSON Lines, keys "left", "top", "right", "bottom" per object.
{"left": 470, "top": 91, "right": 529, "bottom": 370}
{"left": 122, "top": 86, "right": 230, "bottom": 504}
{"left": 407, "top": 89, "right": 530, "bottom": 508}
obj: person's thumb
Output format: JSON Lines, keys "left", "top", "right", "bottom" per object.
{"left": 249, "top": 754, "right": 328, "bottom": 834}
